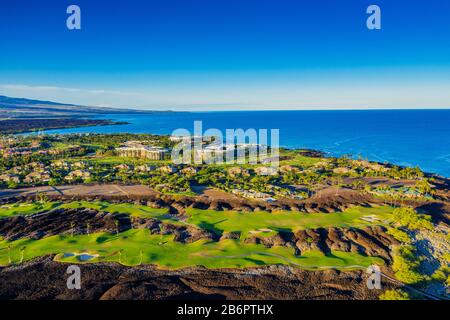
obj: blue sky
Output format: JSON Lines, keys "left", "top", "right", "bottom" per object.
{"left": 0, "top": 0, "right": 449, "bottom": 110}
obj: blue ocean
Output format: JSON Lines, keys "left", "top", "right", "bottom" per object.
{"left": 42, "top": 110, "right": 450, "bottom": 177}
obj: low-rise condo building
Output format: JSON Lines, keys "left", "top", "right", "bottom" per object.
{"left": 116, "top": 142, "right": 167, "bottom": 160}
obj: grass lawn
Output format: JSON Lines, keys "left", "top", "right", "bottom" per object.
{"left": 49, "top": 142, "right": 80, "bottom": 150}
{"left": 0, "top": 201, "right": 173, "bottom": 222}
{"left": 1, "top": 201, "right": 394, "bottom": 237}
{"left": 60, "top": 201, "right": 171, "bottom": 220}
{"left": 279, "top": 150, "right": 323, "bottom": 167}
{"left": 85, "top": 156, "right": 170, "bottom": 165}
{"left": 186, "top": 205, "right": 394, "bottom": 238}
{"left": 0, "top": 202, "right": 61, "bottom": 219}
{"left": 0, "top": 201, "right": 391, "bottom": 270}
{"left": 0, "top": 229, "right": 384, "bottom": 269}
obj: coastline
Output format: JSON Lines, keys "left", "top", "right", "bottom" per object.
{"left": 0, "top": 118, "right": 129, "bottom": 135}
{"left": 0, "top": 133, "right": 449, "bottom": 301}
{"left": 32, "top": 110, "right": 450, "bottom": 178}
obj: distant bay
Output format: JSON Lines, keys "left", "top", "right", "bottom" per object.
{"left": 40, "top": 109, "right": 450, "bottom": 177}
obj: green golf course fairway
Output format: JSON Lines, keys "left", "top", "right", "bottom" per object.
{"left": 0, "top": 229, "right": 384, "bottom": 269}
{"left": 61, "top": 201, "right": 171, "bottom": 220}
{"left": 186, "top": 205, "right": 394, "bottom": 239}
{"left": 0, "top": 201, "right": 394, "bottom": 270}
{"left": 0, "top": 201, "right": 171, "bottom": 220}
{"left": 0, "top": 202, "right": 61, "bottom": 219}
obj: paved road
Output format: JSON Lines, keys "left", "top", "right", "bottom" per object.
{"left": 0, "top": 184, "right": 157, "bottom": 199}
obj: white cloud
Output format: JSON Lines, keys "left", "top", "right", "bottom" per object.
{"left": 1, "top": 79, "right": 450, "bottom": 111}
{"left": 0, "top": 84, "right": 143, "bottom": 97}
{"left": 0, "top": 84, "right": 153, "bottom": 109}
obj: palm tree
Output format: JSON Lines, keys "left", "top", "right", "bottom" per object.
{"left": 115, "top": 220, "right": 119, "bottom": 235}
{"left": 335, "top": 177, "right": 343, "bottom": 196}
{"left": 160, "top": 224, "right": 165, "bottom": 240}
{"left": 37, "top": 192, "right": 48, "bottom": 206}
{"left": 7, "top": 245, "right": 12, "bottom": 265}
{"left": 70, "top": 222, "right": 75, "bottom": 237}
{"left": 159, "top": 224, "right": 166, "bottom": 245}
{"left": 19, "top": 247, "right": 25, "bottom": 263}
{"left": 118, "top": 249, "right": 123, "bottom": 264}
{"left": 35, "top": 191, "right": 44, "bottom": 210}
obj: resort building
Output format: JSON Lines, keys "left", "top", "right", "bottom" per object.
{"left": 354, "top": 160, "right": 388, "bottom": 172}
{"left": 197, "top": 145, "right": 229, "bottom": 163}
{"left": 231, "top": 189, "right": 276, "bottom": 202}
{"left": 194, "top": 143, "right": 268, "bottom": 164}
{"left": 52, "top": 160, "right": 68, "bottom": 168}
{"left": 254, "top": 166, "right": 278, "bottom": 176}
{"left": 332, "top": 167, "right": 354, "bottom": 174}
{"left": 279, "top": 165, "right": 300, "bottom": 173}
{"left": 114, "top": 164, "right": 130, "bottom": 171}
{"left": 180, "top": 166, "right": 198, "bottom": 175}
{"left": 72, "top": 161, "right": 86, "bottom": 169}
{"left": 227, "top": 167, "right": 250, "bottom": 177}
{"left": 158, "top": 165, "right": 178, "bottom": 173}
{"left": 24, "top": 171, "right": 51, "bottom": 183}
{"left": 11, "top": 166, "right": 24, "bottom": 174}
{"left": 65, "top": 170, "right": 91, "bottom": 182}
{"left": 170, "top": 135, "right": 215, "bottom": 143}
{"left": 134, "top": 164, "right": 155, "bottom": 172}
{"left": 169, "top": 136, "right": 190, "bottom": 142}
{"left": 116, "top": 142, "right": 167, "bottom": 160}
{"left": 0, "top": 174, "right": 20, "bottom": 184}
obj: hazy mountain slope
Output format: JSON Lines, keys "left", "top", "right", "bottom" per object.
{"left": 0, "top": 95, "right": 147, "bottom": 118}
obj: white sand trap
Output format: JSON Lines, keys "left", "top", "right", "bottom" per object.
{"left": 361, "top": 215, "right": 379, "bottom": 222}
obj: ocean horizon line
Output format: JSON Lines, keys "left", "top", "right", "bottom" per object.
{"left": 123, "top": 107, "right": 450, "bottom": 113}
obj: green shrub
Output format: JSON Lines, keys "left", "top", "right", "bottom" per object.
{"left": 379, "top": 289, "right": 410, "bottom": 300}
{"left": 392, "top": 245, "right": 427, "bottom": 284}
{"left": 443, "top": 253, "right": 450, "bottom": 263}
{"left": 387, "top": 228, "right": 411, "bottom": 243}
{"left": 431, "top": 265, "right": 450, "bottom": 287}
{"left": 392, "top": 207, "right": 433, "bottom": 230}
